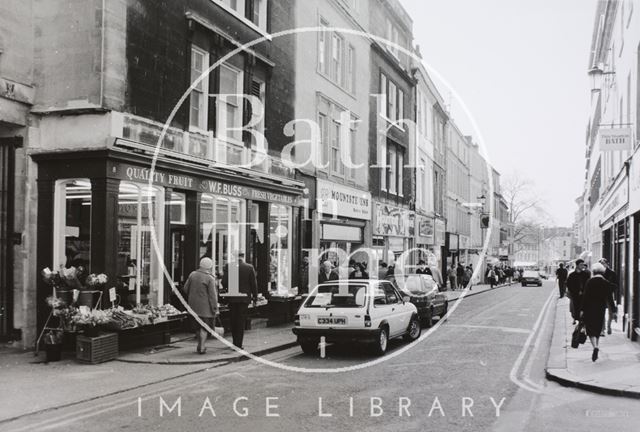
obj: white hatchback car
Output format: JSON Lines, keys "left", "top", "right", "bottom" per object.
{"left": 292, "top": 280, "right": 421, "bottom": 356}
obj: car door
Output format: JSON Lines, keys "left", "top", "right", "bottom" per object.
{"left": 382, "top": 282, "right": 406, "bottom": 336}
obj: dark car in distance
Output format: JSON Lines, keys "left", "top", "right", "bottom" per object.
{"left": 521, "top": 270, "right": 543, "bottom": 287}
{"left": 387, "top": 274, "right": 448, "bottom": 326}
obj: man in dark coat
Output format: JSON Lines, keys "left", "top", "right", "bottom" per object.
{"left": 566, "top": 259, "right": 591, "bottom": 322}
{"left": 222, "top": 253, "right": 258, "bottom": 349}
{"left": 319, "top": 260, "right": 339, "bottom": 283}
{"left": 555, "top": 263, "right": 568, "bottom": 298}
{"left": 183, "top": 257, "right": 219, "bottom": 354}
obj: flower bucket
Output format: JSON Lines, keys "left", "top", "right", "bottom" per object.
{"left": 44, "top": 343, "right": 63, "bottom": 362}
{"left": 77, "top": 290, "right": 101, "bottom": 308}
{"left": 55, "top": 290, "right": 74, "bottom": 306}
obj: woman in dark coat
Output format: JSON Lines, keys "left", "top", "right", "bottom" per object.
{"left": 183, "top": 257, "right": 219, "bottom": 354}
{"left": 580, "top": 263, "right": 616, "bottom": 362}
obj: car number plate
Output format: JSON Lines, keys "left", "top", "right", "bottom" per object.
{"left": 317, "top": 317, "right": 346, "bottom": 325}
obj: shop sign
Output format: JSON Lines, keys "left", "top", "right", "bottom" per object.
{"left": 111, "top": 163, "right": 301, "bottom": 206}
{"left": 317, "top": 179, "right": 372, "bottom": 220}
{"left": 600, "top": 173, "right": 628, "bottom": 222}
{"left": 630, "top": 147, "right": 640, "bottom": 213}
{"left": 598, "top": 127, "right": 633, "bottom": 152}
{"left": 374, "top": 203, "right": 415, "bottom": 237}
{"left": 435, "top": 219, "right": 445, "bottom": 246}
{"left": 416, "top": 215, "right": 434, "bottom": 244}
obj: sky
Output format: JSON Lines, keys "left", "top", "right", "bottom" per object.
{"left": 400, "top": 0, "right": 597, "bottom": 226}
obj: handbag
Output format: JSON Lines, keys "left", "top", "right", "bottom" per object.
{"left": 579, "top": 323, "right": 587, "bottom": 344}
{"left": 214, "top": 316, "right": 225, "bottom": 336}
{"left": 571, "top": 324, "right": 581, "bottom": 348}
{"left": 571, "top": 322, "right": 587, "bottom": 348}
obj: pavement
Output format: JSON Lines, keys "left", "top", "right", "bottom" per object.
{"left": 545, "top": 295, "right": 640, "bottom": 398}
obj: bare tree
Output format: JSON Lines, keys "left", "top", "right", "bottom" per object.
{"left": 501, "top": 172, "right": 546, "bottom": 258}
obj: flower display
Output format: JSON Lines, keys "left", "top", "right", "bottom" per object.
{"left": 71, "top": 309, "right": 112, "bottom": 327}
{"left": 85, "top": 273, "right": 108, "bottom": 288}
{"left": 45, "top": 296, "right": 65, "bottom": 309}
{"left": 59, "top": 266, "right": 84, "bottom": 290}
{"left": 43, "top": 329, "right": 64, "bottom": 345}
{"left": 41, "top": 268, "right": 61, "bottom": 288}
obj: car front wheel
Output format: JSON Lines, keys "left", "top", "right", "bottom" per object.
{"left": 372, "top": 327, "right": 389, "bottom": 356}
{"left": 404, "top": 316, "right": 421, "bottom": 342}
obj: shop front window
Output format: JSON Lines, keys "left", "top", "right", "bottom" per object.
{"left": 53, "top": 179, "right": 92, "bottom": 270}
{"left": 116, "top": 182, "right": 164, "bottom": 307}
{"left": 199, "top": 194, "right": 246, "bottom": 283}
{"left": 269, "top": 204, "right": 292, "bottom": 294}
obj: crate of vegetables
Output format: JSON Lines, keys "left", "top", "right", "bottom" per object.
{"left": 76, "top": 332, "right": 118, "bottom": 364}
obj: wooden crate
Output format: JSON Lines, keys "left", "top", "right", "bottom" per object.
{"left": 76, "top": 333, "right": 118, "bottom": 364}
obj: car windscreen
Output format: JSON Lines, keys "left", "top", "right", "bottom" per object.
{"left": 523, "top": 271, "right": 539, "bottom": 278}
{"left": 393, "top": 276, "right": 429, "bottom": 294}
{"left": 304, "top": 284, "right": 368, "bottom": 308}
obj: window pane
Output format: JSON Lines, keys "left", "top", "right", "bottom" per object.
{"left": 269, "top": 204, "right": 291, "bottom": 294}
{"left": 60, "top": 179, "right": 92, "bottom": 270}
{"left": 398, "top": 90, "right": 404, "bottom": 121}
{"left": 380, "top": 74, "right": 388, "bottom": 117}
{"left": 398, "top": 152, "right": 403, "bottom": 195}
{"left": 389, "top": 82, "right": 397, "bottom": 121}
{"left": 389, "top": 150, "right": 396, "bottom": 193}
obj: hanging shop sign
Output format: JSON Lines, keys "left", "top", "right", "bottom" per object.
{"left": 109, "top": 162, "right": 302, "bottom": 206}
{"left": 416, "top": 215, "right": 434, "bottom": 244}
{"left": 374, "top": 203, "right": 415, "bottom": 237}
{"left": 316, "top": 179, "right": 372, "bottom": 220}
{"left": 598, "top": 127, "right": 633, "bottom": 152}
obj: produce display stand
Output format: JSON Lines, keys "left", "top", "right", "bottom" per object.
{"left": 109, "top": 313, "right": 188, "bottom": 352}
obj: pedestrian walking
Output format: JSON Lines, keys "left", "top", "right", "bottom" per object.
{"left": 378, "top": 261, "right": 388, "bottom": 280}
{"left": 580, "top": 263, "right": 616, "bottom": 362}
{"left": 183, "top": 257, "right": 219, "bottom": 355}
{"left": 349, "top": 262, "right": 369, "bottom": 279}
{"left": 456, "top": 263, "right": 465, "bottom": 289}
{"left": 447, "top": 263, "right": 457, "bottom": 291}
{"left": 598, "top": 258, "right": 618, "bottom": 335}
{"left": 416, "top": 260, "right": 433, "bottom": 276}
{"left": 486, "top": 265, "right": 497, "bottom": 288}
{"left": 221, "top": 253, "right": 258, "bottom": 349}
{"left": 566, "top": 259, "right": 591, "bottom": 324}
{"left": 555, "top": 263, "right": 568, "bottom": 298}
{"left": 300, "top": 255, "right": 309, "bottom": 295}
{"left": 464, "top": 266, "right": 473, "bottom": 290}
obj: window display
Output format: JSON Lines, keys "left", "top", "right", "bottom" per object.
{"left": 53, "top": 179, "right": 92, "bottom": 271}
{"left": 199, "top": 194, "right": 246, "bottom": 282}
{"left": 116, "top": 182, "right": 164, "bottom": 307}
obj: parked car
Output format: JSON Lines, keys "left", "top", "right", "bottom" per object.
{"left": 386, "top": 274, "right": 448, "bottom": 326}
{"left": 293, "top": 280, "right": 421, "bottom": 356}
{"left": 521, "top": 270, "right": 543, "bottom": 286}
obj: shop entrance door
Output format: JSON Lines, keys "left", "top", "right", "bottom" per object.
{"left": 170, "top": 227, "right": 187, "bottom": 297}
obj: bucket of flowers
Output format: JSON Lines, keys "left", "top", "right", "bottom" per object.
{"left": 42, "top": 329, "right": 64, "bottom": 362}
{"left": 71, "top": 308, "right": 112, "bottom": 337}
{"left": 79, "top": 273, "right": 108, "bottom": 307}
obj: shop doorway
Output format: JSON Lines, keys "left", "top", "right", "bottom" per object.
{"left": 0, "top": 137, "right": 18, "bottom": 339}
{"left": 169, "top": 227, "right": 186, "bottom": 304}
